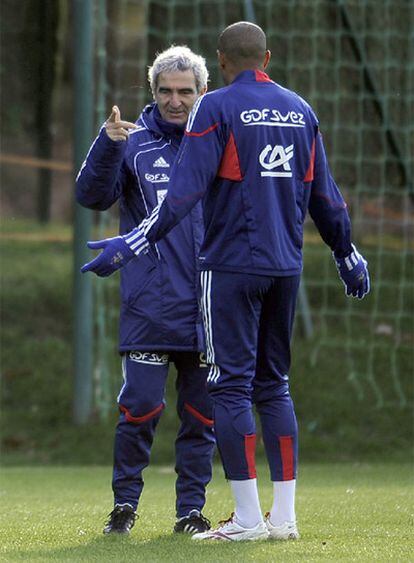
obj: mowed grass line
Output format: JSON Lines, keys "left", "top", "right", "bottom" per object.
{"left": 0, "top": 463, "right": 412, "bottom": 561}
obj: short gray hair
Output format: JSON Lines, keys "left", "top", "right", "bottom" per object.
{"left": 148, "top": 45, "right": 209, "bottom": 94}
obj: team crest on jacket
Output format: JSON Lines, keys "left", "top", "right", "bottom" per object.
{"left": 156, "top": 189, "right": 168, "bottom": 205}
{"left": 259, "top": 144, "right": 294, "bottom": 177}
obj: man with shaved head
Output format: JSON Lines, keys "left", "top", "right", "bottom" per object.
{"left": 218, "top": 21, "right": 267, "bottom": 63}
{"left": 83, "top": 21, "right": 370, "bottom": 541}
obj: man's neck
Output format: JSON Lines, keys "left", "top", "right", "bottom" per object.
{"left": 223, "top": 65, "right": 264, "bottom": 85}
{"left": 153, "top": 105, "right": 185, "bottom": 138}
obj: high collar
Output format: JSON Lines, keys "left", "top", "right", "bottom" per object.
{"left": 153, "top": 105, "right": 186, "bottom": 140}
{"left": 140, "top": 103, "right": 185, "bottom": 142}
{"left": 231, "top": 69, "right": 273, "bottom": 84}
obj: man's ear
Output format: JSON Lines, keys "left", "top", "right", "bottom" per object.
{"left": 263, "top": 50, "right": 271, "bottom": 69}
{"left": 199, "top": 86, "right": 208, "bottom": 95}
{"left": 217, "top": 49, "right": 226, "bottom": 69}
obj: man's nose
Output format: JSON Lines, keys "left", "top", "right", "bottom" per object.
{"left": 169, "top": 93, "right": 181, "bottom": 108}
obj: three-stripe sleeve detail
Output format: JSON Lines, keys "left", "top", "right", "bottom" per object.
{"left": 344, "top": 245, "right": 360, "bottom": 271}
{"left": 123, "top": 202, "right": 162, "bottom": 256}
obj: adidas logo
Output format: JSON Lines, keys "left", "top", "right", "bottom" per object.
{"left": 153, "top": 156, "right": 170, "bottom": 168}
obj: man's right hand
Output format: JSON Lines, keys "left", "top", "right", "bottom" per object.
{"left": 105, "top": 105, "right": 138, "bottom": 142}
{"left": 334, "top": 244, "right": 370, "bottom": 299}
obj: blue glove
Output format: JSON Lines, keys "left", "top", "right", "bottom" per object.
{"left": 334, "top": 244, "right": 370, "bottom": 299}
{"left": 81, "top": 236, "right": 136, "bottom": 277}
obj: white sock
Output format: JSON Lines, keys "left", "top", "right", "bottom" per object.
{"left": 270, "top": 479, "right": 296, "bottom": 526}
{"left": 230, "top": 478, "right": 263, "bottom": 528}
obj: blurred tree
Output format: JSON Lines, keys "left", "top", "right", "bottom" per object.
{"left": 32, "top": 0, "right": 60, "bottom": 223}
{"left": 0, "top": 0, "right": 59, "bottom": 223}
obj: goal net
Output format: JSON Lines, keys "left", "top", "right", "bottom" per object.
{"left": 90, "top": 0, "right": 413, "bottom": 440}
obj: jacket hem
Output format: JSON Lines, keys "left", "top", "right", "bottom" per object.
{"left": 119, "top": 344, "right": 200, "bottom": 353}
{"left": 198, "top": 263, "right": 302, "bottom": 276}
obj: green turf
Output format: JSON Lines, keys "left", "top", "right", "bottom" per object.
{"left": 0, "top": 463, "right": 413, "bottom": 561}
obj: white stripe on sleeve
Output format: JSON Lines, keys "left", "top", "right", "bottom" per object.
{"left": 186, "top": 95, "right": 206, "bottom": 133}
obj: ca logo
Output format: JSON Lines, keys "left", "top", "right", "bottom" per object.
{"left": 259, "top": 144, "right": 294, "bottom": 177}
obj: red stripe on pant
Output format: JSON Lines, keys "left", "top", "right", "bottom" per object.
{"left": 244, "top": 434, "right": 257, "bottom": 479}
{"left": 119, "top": 402, "right": 164, "bottom": 424}
{"left": 184, "top": 402, "right": 214, "bottom": 426}
{"left": 279, "top": 435, "right": 294, "bottom": 480}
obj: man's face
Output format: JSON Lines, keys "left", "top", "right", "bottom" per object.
{"left": 154, "top": 70, "right": 201, "bottom": 125}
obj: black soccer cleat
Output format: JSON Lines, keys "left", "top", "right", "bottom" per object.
{"left": 174, "top": 509, "right": 211, "bottom": 534}
{"left": 103, "top": 504, "right": 137, "bottom": 535}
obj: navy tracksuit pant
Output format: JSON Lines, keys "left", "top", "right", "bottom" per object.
{"left": 200, "top": 270, "right": 300, "bottom": 482}
{"left": 113, "top": 351, "right": 215, "bottom": 517}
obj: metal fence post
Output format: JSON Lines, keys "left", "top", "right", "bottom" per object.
{"left": 73, "top": 0, "right": 94, "bottom": 424}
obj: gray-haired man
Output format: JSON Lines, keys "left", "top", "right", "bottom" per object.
{"left": 76, "top": 46, "right": 214, "bottom": 535}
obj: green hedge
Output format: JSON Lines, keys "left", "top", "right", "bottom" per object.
{"left": 1, "top": 222, "right": 412, "bottom": 465}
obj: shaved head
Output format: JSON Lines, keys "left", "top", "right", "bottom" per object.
{"left": 218, "top": 21, "right": 267, "bottom": 66}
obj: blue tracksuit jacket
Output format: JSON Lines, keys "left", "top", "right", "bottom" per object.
{"left": 76, "top": 104, "right": 204, "bottom": 351}
{"left": 126, "top": 70, "right": 352, "bottom": 271}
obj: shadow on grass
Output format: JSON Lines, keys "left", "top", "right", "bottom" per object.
{"left": 12, "top": 532, "right": 284, "bottom": 562}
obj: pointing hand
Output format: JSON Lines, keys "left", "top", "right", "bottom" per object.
{"left": 105, "top": 105, "right": 138, "bottom": 142}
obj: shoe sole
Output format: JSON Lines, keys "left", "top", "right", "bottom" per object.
{"left": 193, "top": 531, "right": 269, "bottom": 541}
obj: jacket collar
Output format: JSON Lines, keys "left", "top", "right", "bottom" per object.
{"left": 140, "top": 103, "right": 185, "bottom": 142}
{"left": 232, "top": 69, "right": 274, "bottom": 84}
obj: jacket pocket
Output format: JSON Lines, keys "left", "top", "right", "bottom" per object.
{"left": 121, "top": 253, "right": 158, "bottom": 306}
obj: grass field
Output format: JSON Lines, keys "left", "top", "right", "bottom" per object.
{"left": 1, "top": 463, "right": 413, "bottom": 561}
